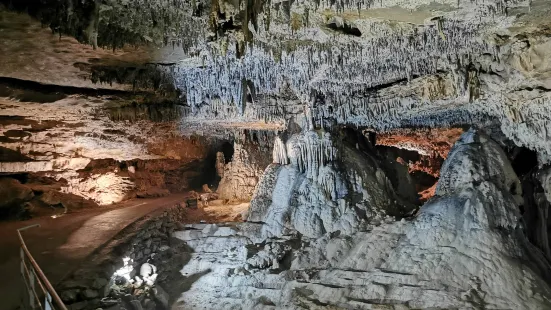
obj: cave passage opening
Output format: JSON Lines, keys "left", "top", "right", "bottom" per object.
{"left": 339, "top": 126, "right": 464, "bottom": 204}
{"left": 220, "top": 141, "right": 234, "bottom": 164}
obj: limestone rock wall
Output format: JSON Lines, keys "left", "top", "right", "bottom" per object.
{"left": 216, "top": 132, "right": 274, "bottom": 202}
{"left": 0, "top": 95, "right": 215, "bottom": 208}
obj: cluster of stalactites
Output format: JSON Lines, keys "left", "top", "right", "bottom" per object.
{"left": 272, "top": 131, "right": 348, "bottom": 205}
{"left": 172, "top": 14, "right": 496, "bottom": 123}
{"left": 178, "top": 95, "right": 291, "bottom": 125}
{"left": 273, "top": 131, "right": 337, "bottom": 179}
{"left": 265, "top": 0, "right": 517, "bottom": 15}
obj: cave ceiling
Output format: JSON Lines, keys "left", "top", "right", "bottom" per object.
{"left": 1, "top": 0, "right": 551, "bottom": 161}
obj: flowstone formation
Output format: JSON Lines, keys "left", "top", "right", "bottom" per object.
{"left": 172, "top": 129, "right": 551, "bottom": 309}
{"left": 255, "top": 130, "right": 416, "bottom": 238}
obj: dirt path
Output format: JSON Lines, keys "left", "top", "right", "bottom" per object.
{"left": 181, "top": 201, "right": 249, "bottom": 223}
{"left": 0, "top": 194, "right": 188, "bottom": 310}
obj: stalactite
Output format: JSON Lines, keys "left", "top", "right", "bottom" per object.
{"left": 272, "top": 136, "right": 289, "bottom": 164}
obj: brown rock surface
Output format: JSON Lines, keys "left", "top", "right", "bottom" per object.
{"left": 375, "top": 128, "right": 464, "bottom": 201}
{"left": 0, "top": 177, "right": 33, "bottom": 217}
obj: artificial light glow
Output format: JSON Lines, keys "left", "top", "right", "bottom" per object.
{"left": 113, "top": 256, "right": 134, "bottom": 282}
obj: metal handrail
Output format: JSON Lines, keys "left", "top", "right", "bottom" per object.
{"left": 17, "top": 224, "right": 68, "bottom": 310}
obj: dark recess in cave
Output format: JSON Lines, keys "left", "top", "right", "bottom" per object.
{"left": 339, "top": 127, "right": 424, "bottom": 205}
{"left": 0, "top": 83, "right": 67, "bottom": 103}
{"left": 0, "top": 76, "right": 146, "bottom": 98}
{"left": 504, "top": 145, "right": 538, "bottom": 213}
{"left": 375, "top": 145, "right": 433, "bottom": 204}
{"left": 498, "top": 144, "right": 551, "bottom": 264}
{"left": 204, "top": 150, "right": 220, "bottom": 189}
{"left": 0, "top": 146, "right": 33, "bottom": 162}
{"left": 1, "top": 173, "right": 29, "bottom": 184}
{"left": 341, "top": 127, "right": 374, "bottom": 154}
{"left": 411, "top": 170, "right": 437, "bottom": 189}
{"left": 217, "top": 15, "right": 241, "bottom": 34}
{"left": 220, "top": 141, "right": 234, "bottom": 164}
{"left": 510, "top": 146, "right": 539, "bottom": 178}
{"left": 327, "top": 21, "right": 362, "bottom": 37}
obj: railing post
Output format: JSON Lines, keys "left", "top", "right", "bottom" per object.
{"left": 45, "top": 292, "right": 53, "bottom": 310}
{"left": 29, "top": 266, "right": 36, "bottom": 309}
{"left": 17, "top": 224, "right": 68, "bottom": 310}
{"left": 20, "top": 247, "right": 28, "bottom": 310}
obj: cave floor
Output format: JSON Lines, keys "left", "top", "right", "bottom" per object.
{"left": 181, "top": 200, "right": 249, "bottom": 224}
{"left": 0, "top": 193, "right": 189, "bottom": 310}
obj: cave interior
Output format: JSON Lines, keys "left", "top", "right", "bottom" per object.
{"left": 1, "top": 0, "right": 551, "bottom": 309}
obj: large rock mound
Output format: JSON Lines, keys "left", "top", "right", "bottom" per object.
{"left": 169, "top": 129, "right": 551, "bottom": 309}
{"left": 248, "top": 130, "right": 416, "bottom": 238}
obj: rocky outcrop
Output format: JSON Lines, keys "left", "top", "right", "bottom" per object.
{"left": 248, "top": 130, "right": 416, "bottom": 238}
{"left": 170, "top": 129, "right": 551, "bottom": 309}
{"left": 216, "top": 132, "right": 274, "bottom": 202}
{"left": 216, "top": 142, "right": 264, "bottom": 201}
{"left": 0, "top": 176, "right": 97, "bottom": 219}
{"left": 0, "top": 95, "right": 219, "bottom": 207}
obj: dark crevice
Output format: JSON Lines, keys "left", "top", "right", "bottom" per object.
{"left": 0, "top": 76, "right": 148, "bottom": 98}
{"left": 220, "top": 141, "right": 234, "bottom": 164}
{"left": 502, "top": 144, "right": 551, "bottom": 264}
{"left": 327, "top": 21, "right": 362, "bottom": 37}
{"left": 509, "top": 146, "right": 539, "bottom": 178}
{"left": 514, "top": 85, "right": 551, "bottom": 92}
{"left": 0, "top": 147, "right": 33, "bottom": 162}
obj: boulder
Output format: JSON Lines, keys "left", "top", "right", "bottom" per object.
{"left": 92, "top": 278, "right": 109, "bottom": 290}
{"left": 82, "top": 289, "right": 99, "bottom": 299}
{"left": 0, "top": 177, "right": 34, "bottom": 218}
{"left": 152, "top": 285, "right": 169, "bottom": 309}
{"left": 60, "top": 289, "right": 79, "bottom": 303}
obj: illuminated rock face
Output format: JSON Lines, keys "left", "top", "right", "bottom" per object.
{"left": 173, "top": 130, "right": 551, "bottom": 309}
{"left": 0, "top": 95, "right": 215, "bottom": 206}
{"left": 250, "top": 130, "right": 415, "bottom": 238}
{"left": 375, "top": 128, "right": 464, "bottom": 175}
{"left": 374, "top": 128, "right": 464, "bottom": 200}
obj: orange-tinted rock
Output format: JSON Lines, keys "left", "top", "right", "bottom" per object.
{"left": 375, "top": 128, "right": 464, "bottom": 201}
